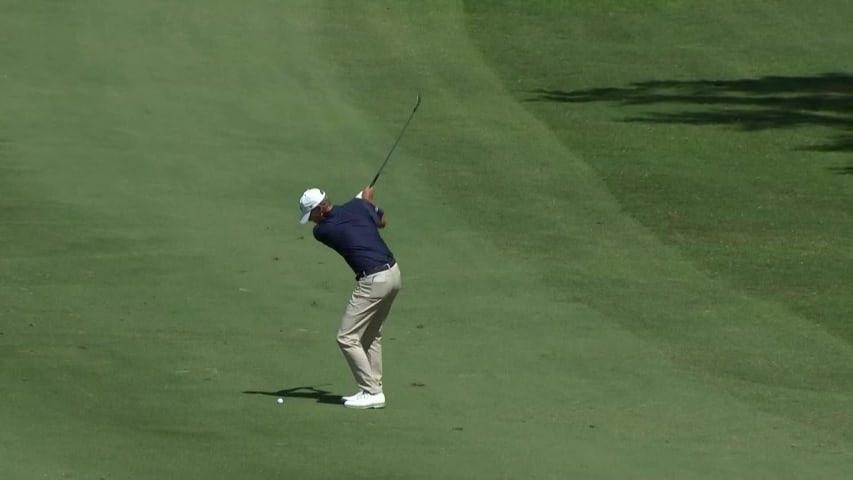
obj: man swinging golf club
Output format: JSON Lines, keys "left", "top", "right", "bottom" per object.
{"left": 298, "top": 186, "right": 401, "bottom": 409}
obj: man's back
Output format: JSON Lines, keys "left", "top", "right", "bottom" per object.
{"left": 313, "top": 198, "right": 394, "bottom": 277}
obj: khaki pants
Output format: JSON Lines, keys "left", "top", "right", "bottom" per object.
{"left": 337, "top": 263, "right": 402, "bottom": 394}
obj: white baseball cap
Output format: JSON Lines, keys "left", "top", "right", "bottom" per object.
{"left": 298, "top": 188, "right": 326, "bottom": 224}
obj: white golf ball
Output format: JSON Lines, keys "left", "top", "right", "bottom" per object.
{"left": 277, "top": 397, "right": 284, "bottom": 405}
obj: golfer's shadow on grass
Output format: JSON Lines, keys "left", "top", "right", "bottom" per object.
{"left": 242, "top": 385, "right": 342, "bottom": 405}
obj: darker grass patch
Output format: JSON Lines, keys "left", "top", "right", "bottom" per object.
{"left": 529, "top": 72, "right": 853, "bottom": 153}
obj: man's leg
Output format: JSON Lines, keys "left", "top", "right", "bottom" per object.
{"left": 337, "top": 266, "right": 402, "bottom": 395}
{"left": 337, "top": 281, "right": 392, "bottom": 394}
{"left": 337, "top": 296, "right": 381, "bottom": 394}
{"left": 361, "top": 300, "right": 393, "bottom": 390}
{"left": 361, "top": 264, "right": 402, "bottom": 390}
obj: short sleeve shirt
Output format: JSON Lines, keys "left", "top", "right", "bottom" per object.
{"left": 313, "top": 198, "right": 394, "bottom": 277}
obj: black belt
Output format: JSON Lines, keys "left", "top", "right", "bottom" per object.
{"left": 356, "top": 260, "right": 396, "bottom": 280}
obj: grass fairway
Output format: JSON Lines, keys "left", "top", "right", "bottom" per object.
{"left": 1, "top": 1, "right": 851, "bottom": 479}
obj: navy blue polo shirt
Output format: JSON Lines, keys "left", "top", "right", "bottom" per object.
{"left": 313, "top": 198, "right": 394, "bottom": 277}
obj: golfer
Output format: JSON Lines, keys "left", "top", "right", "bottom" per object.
{"left": 298, "top": 186, "right": 402, "bottom": 409}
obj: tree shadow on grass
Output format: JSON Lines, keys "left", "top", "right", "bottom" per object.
{"left": 528, "top": 72, "right": 853, "bottom": 166}
{"left": 243, "top": 385, "right": 342, "bottom": 405}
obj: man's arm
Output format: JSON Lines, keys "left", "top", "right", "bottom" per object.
{"left": 359, "top": 186, "right": 387, "bottom": 228}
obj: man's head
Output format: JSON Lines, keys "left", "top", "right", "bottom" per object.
{"left": 298, "top": 188, "right": 332, "bottom": 224}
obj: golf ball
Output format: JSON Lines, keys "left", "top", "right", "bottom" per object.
{"left": 277, "top": 397, "right": 284, "bottom": 405}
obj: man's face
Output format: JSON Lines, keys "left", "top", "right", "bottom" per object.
{"left": 308, "top": 202, "right": 329, "bottom": 223}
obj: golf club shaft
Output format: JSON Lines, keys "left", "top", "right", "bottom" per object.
{"left": 370, "top": 94, "right": 421, "bottom": 187}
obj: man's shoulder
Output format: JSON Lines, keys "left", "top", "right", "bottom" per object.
{"left": 340, "top": 198, "right": 373, "bottom": 214}
{"left": 342, "top": 197, "right": 367, "bottom": 208}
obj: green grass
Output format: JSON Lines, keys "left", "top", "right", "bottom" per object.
{"left": 1, "top": 1, "right": 851, "bottom": 479}
{"left": 461, "top": 0, "right": 853, "bottom": 341}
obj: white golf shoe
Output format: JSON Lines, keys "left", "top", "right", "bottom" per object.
{"left": 341, "top": 391, "right": 362, "bottom": 403}
{"left": 343, "top": 391, "right": 385, "bottom": 409}
{"left": 342, "top": 389, "right": 383, "bottom": 403}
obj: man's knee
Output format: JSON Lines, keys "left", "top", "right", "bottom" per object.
{"left": 336, "top": 332, "right": 360, "bottom": 349}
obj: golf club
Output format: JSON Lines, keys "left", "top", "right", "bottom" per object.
{"left": 369, "top": 94, "right": 421, "bottom": 187}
